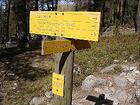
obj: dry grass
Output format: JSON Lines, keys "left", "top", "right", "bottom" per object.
{"left": 73, "top": 34, "right": 140, "bottom": 85}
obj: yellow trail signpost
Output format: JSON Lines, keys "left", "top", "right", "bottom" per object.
{"left": 30, "top": 11, "right": 101, "bottom": 41}
{"left": 30, "top": 11, "right": 101, "bottom": 105}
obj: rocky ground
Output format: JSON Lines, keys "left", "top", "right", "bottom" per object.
{"left": 0, "top": 33, "right": 139, "bottom": 105}
{"left": 28, "top": 61, "right": 140, "bottom": 105}
{"left": 73, "top": 62, "right": 140, "bottom": 105}
{"left": 0, "top": 50, "right": 54, "bottom": 105}
{"left": 0, "top": 52, "right": 140, "bottom": 105}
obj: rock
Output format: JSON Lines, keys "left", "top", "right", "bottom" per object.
{"left": 96, "top": 78, "right": 107, "bottom": 86}
{"left": 129, "top": 54, "right": 137, "bottom": 61}
{"left": 30, "top": 97, "right": 47, "bottom": 105}
{"left": 126, "top": 73, "right": 136, "bottom": 83}
{"left": 94, "top": 86, "right": 116, "bottom": 100}
{"left": 114, "top": 76, "right": 128, "bottom": 88}
{"left": 124, "top": 60, "right": 128, "bottom": 63}
{"left": 7, "top": 73, "right": 15, "bottom": 76}
{"left": 74, "top": 64, "right": 82, "bottom": 75}
{"left": 81, "top": 75, "right": 106, "bottom": 91}
{"left": 136, "top": 89, "right": 140, "bottom": 104}
{"left": 108, "top": 81, "right": 113, "bottom": 87}
{"left": 94, "top": 88, "right": 103, "bottom": 94}
{"left": 103, "top": 87, "right": 112, "bottom": 95}
{"left": 100, "top": 64, "right": 118, "bottom": 73}
{"left": 120, "top": 72, "right": 127, "bottom": 76}
{"left": 130, "top": 66, "right": 137, "bottom": 71}
{"left": 94, "top": 87, "right": 116, "bottom": 99}
{"left": 14, "top": 83, "right": 18, "bottom": 87}
{"left": 110, "top": 87, "right": 116, "bottom": 93}
{"left": 126, "top": 94, "right": 133, "bottom": 105}
{"left": 45, "top": 91, "right": 53, "bottom": 99}
{"left": 72, "top": 98, "right": 93, "bottom": 105}
{"left": 72, "top": 101, "right": 82, "bottom": 105}
{"left": 114, "top": 60, "right": 119, "bottom": 63}
{"left": 81, "top": 75, "right": 96, "bottom": 91}
{"left": 115, "top": 90, "right": 128, "bottom": 102}
{"left": 136, "top": 89, "right": 140, "bottom": 98}
{"left": 112, "top": 98, "right": 119, "bottom": 105}
{"left": 132, "top": 69, "right": 140, "bottom": 76}
{"left": 108, "top": 97, "right": 119, "bottom": 105}
{"left": 120, "top": 64, "right": 130, "bottom": 71}
{"left": 11, "top": 86, "right": 16, "bottom": 90}
{"left": 135, "top": 80, "right": 140, "bottom": 86}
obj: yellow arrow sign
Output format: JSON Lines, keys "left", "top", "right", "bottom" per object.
{"left": 30, "top": 11, "right": 101, "bottom": 41}
{"left": 42, "top": 40, "right": 91, "bottom": 55}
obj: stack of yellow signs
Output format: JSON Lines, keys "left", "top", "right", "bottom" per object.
{"left": 30, "top": 11, "right": 101, "bottom": 41}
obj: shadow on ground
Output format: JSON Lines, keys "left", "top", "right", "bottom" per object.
{"left": 0, "top": 51, "right": 52, "bottom": 81}
{"left": 86, "top": 94, "right": 113, "bottom": 105}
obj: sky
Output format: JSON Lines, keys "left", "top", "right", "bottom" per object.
{"left": 58, "top": 0, "right": 75, "bottom": 4}
{"left": 0, "top": 0, "right": 5, "bottom": 10}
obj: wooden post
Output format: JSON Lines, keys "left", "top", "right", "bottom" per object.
{"left": 52, "top": 39, "right": 74, "bottom": 105}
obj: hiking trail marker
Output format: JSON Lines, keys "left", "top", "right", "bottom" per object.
{"left": 30, "top": 11, "right": 101, "bottom": 105}
{"left": 52, "top": 73, "right": 64, "bottom": 97}
{"left": 42, "top": 39, "right": 91, "bottom": 55}
{"left": 30, "top": 11, "right": 101, "bottom": 41}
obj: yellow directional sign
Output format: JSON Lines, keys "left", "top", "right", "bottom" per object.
{"left": 42, "top": 40, "right": 91, "bottom": 55}
{"left": 30, "top": 11, "right": 101, "bottom": 41}
{"left": 52, "top": 73, "right": 64, "bottom": 97}
{"left": 42, "top": 40, "right": 72, "bottom": 55}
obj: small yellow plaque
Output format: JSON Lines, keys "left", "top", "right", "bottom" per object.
{"left": 52, "top": 73, "right": 64, "bottom": 97}
{"left": 30, "top": 11, "right": 101, "bottom": 41}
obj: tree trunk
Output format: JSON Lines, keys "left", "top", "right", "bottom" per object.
{"left": 35, "top": 0, "right": 38, "bottom": 11}
{"left": 54, "top": 0, "right": 58, "bottom": 11}
{"left": 81, "top": 0, "right": 93, "bottom": 11}
{"left": 6, "top": 0, "right": 11, "bottom": 42}
{"left": 41, "top": 0, "right": 45, "bottom": 10}
{"left": 136, "top": 0, "right": 140, "bottom": 32}
{"left": 47, "top": 1, "right": 51, "bottom": 11}
{"left": 51, "top": 0, "right": 54, "bottom": 11}
{"left": 16, "top": 0, "right": 28, "bottom": 47}
{"left": 109, "top": 0, "right": 114, "bottom": 24}
{"left": 120, "top": 0, "right": 127, "bottom": 24}
{"left": 101, "top": 0, "right": 106, "bottom": 27}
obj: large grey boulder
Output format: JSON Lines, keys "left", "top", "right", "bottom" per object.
{"left": 136, "top": 89, "right": 140, "bottom": 104}
{"left": 81, "top": 75, "right": 106, "bottom": 91}
{"left": 114, "top": 76, "right": 128, "bottom": 88}
{"left": 126, "top": 73, "right": 136, "bottom": 83}
{"left": 136, "top": 89, "right": 140, "bottom": 98}
{"left": 115, "top": 90, "right": 128, "bottom": 102}
{"left": 135, "top": 79, "right": 140, "bottom": 86}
